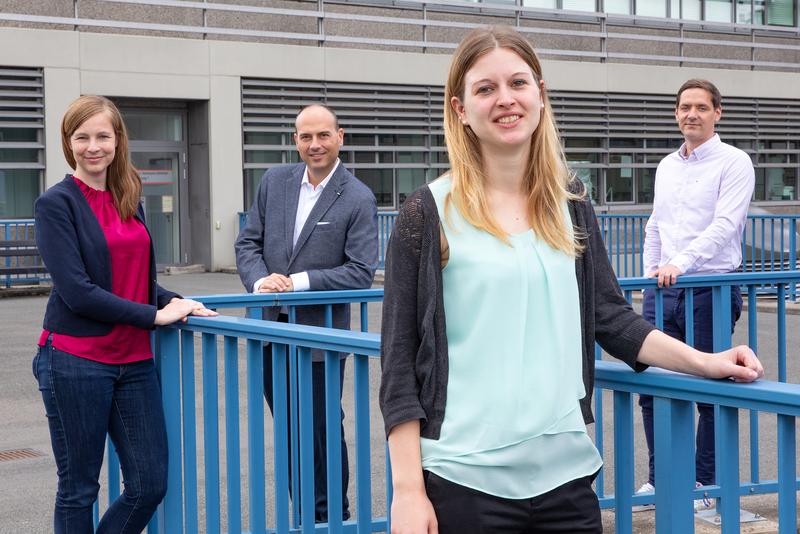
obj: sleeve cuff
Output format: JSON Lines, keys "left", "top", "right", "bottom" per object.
{"left": 252, "top": 277, "right": 266, "bottom": 293}
{"left": 290, "top": 272, "right": 310, "bottom": 292}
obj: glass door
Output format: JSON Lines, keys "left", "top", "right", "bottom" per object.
{"left": 133, "top": 151, "right": 181, "bottom": 265}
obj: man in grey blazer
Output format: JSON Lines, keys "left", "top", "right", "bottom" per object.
{"left": 235, "top": 104, "right": 378, "bottom": 522}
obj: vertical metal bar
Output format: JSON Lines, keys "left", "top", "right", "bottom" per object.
{"left": 594, "top": 345, "right": 605, "bottom": 499}
{"left": 717, "top": 406, "right": 740, "bottom": 534}
{"left": 654, "top": 398, "right": 694, "bottom": 534}
{"left": 685, "top": 288, "right": 694, "bottom": 348}
{"left": 354, "top": 353, "right": 371, "bottom": 533}
{"left": 613, "top": 390, "right": 634, "bottom": 534}
{"left": 297, "top": 347, "right": 315, "bottom": 533}
{"left": 159, "top": 328, "right": 184, "bottom": 534}
{"left": 747, "top": 285, "right": 759, "bottom": 485}
{"left": 273, "top": 343, "right": 290, "bottom": 533}
{"left": 247, "top": 338, "right": 266, "bottom": 534}
{"left": 750, "top": 221, "right": 756, "bottom": 273}
{"left": 181, "top": 331, "right": 199, "bottom": 534}
{"left": 790, "top": 218, "right": 797, "bottom": 301}
{"left": 777, "top": 414, "right": 797, "bottom": 532}
{"left": 360, "top": 302, "right": 368, "bottom": 333}
{"left": 224, "top": 336, "right": 242, "bottom": 534}
{"left": 779, "top": 218, "right": 785, "bottom": 271}
{"left": 325, "top": 350, "right": 343, "bottom": 534}
{"left": 288, "top": 307, "right": 301, "bottom": 529}
{"left": 615, "top": 217, "right": 621, "bottom": 275}
{"left": 770, "top": 219, "right": 775, "bottom": 272}
{"left": 107, "top": 438, "right": 120, "bottom": 503}
{"left": 712, "top": 285, "right": 733, "bottom": 352}
{"left": 777, "top": 284, "right": 787, "bottom": 383}
{"left": 639, "top": 217, "right": 645, "bottom": 277}
{"left": 654, "top": 289, "right": 664, "bottom": 330}
{"left": 202, "top": 333, "right": 220, "bottom": 534}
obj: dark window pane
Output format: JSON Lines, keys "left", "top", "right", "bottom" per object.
{"left": 378, "top": 152, "right": 393, "bottom": 163}
{"left": 244, "top": 151, "right": 282, "bottom": 164}
{"left": 754, "top": 168, "right": 796, "bottom": 200}
{"left": 354, "top": 151, "right": 376, "bottom": 163}
{"left": 637, "top": 168, "right": 656, "bottom": 204}
{"left": 0, "top": 169, "right": 39, "bottom": 218}
{"left": 566, "top": 152, "right": 600, "bottom": 164}
{"left": 123, "top": 111, "right": 183, "bottom": 142}
{"left": 244, "top": 168, "right": 266, "bottom": 209}
{"left": 565, "top": 138, "right": 602, "bottom": 148}
{"left": 0, "top": 128, "right": 38, "bottom": 142}
{"left": 397, "top": 169, "right": 426, "bottom": 204}
{"left": 358, "top": 169, "right": 393, "bottom": 207}
{"left": 609, "top": 138, "right": 642, "bottom": 148}
{"left": 0, "top": 149, "right": 38, "bottom": 163}
{"left": 244, "top": 132, "right": 283, "bottom": 145}
{"left": 606, "top": 168, "right": 633, "bottom": 202}
{"left": 396, "top": 134, "right": 425, "bottom": 147}
{"left": 431, "top": 150, "right": 449, "bottom": 164}
{"left": 397, "top": 151, "right": 425, "bottom": 163}
{"left": 572, "top": 168, "right": 599, "bottom": 204}
{"left": 348, "top": 134, "right": 375, "bottom": 146}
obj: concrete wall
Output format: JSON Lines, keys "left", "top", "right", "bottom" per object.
{"left": 0, "top": 24, "right": 798, "bottom": 269}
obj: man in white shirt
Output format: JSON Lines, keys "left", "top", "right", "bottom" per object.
{"left": 636, "top": 79, "right": 754, "bottom": 511}
{"left": 235, "top": 104, "right": 379, "bottom": 522}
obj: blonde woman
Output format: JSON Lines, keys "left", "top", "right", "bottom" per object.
{"left": 33, "top": 95, "right": 216, "bottom": 533}
{"left": 379, "top": 26, "right": 763, "bottom": 533}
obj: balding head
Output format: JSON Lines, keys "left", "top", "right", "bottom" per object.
{"left": 293, "top": 104, "right": 344, "bottom": 185}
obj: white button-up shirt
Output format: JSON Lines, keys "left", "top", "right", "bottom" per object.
{"left": 252, "top": 159, "right": 339, "bottom": 293}
{"left": 643, "top": 134, "right": 754, "bottom": 275}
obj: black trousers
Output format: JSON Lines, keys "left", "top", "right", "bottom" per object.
{"left": 424, "top": 471, "right": 602, "bottom": 534}
{"left": 263, "top": 336, "right": 350, "bottom": 523}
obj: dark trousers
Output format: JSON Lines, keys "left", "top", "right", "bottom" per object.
{"left": 33, "top": 342, "right": 168, "bottom": 534}
{"left": 424, "top": 471, "right": 602, "bottom": 533}
{"left": 263, "top": 345, "right": 350, "bottom": 523}
{"left": 639, "top": 286, "right": 742, "bottom": 486}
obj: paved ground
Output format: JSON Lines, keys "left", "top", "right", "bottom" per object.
{"left": 0, "top": 272, "right": 798, "bottom": 533}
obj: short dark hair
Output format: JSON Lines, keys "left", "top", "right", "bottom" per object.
{"left": 295, "top": 104, "right": 339, "bottom": 131}
{"left": 676, "top": 79, "right": 721, "bottom": 109}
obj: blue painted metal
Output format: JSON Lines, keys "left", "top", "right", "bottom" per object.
{"left": 158, "top": 328, "right": 183, "bottom": 534}
{"left": 612, "top": 390, "right": 634, "bottom": 534}
{"left": 201, "top": 333, "right": 221, "bottom": 534}
{"left": 777, "top": 414, "right": 797, "bottom": 533}
{"left": 718, "top": 405, "right": 740, "bottom": 533}
{"left": 247, "top": 338, "right": 266, "bottom": 534}
{"left": 325, "top": 350, "right": 343, "bottom": 534}
{"left": 272, "top": 343, "right": 290, "bottom": 534}
{"left": 224, "top": 336, "right": 242, "bottom": 534}
{"left": 297, "top": 347, "right": 315, "bottom": 533}
{"left": 180, "top": 331, "right": 199, "bottom": 534}
{"left": 653, "top": 398, "right": 694, "bottom": 534}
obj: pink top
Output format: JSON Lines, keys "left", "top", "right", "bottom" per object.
{"left": 38, "top": 176, "right": 154, "bottom": 364}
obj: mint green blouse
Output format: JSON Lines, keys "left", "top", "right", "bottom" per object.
{"left": 420, "top": 176, "right": 602, "bottom": 499}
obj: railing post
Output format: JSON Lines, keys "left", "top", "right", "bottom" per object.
{"left": 777, "top": 414, "right": 797, "bottom": 532}
{"left": 247, "top": 338, "right": 266, "bottom": 534}
{"left": 717, "top": 405, "right": 740, "bottom": 534}
{"left": 613, "top": 390, "right": 634, "bottom": 534}
{"left": 790, "top": 218, "right": 797, "bottom": 301}
{"left": 654, "top": 397, "right": 694, "bottom": 534}
{"left": 157, "top": 327, "right": 184, "bottom": 534}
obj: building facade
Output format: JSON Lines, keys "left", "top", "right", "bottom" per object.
{"left": 0, "top": 0, "right": 798, "bottom": 269}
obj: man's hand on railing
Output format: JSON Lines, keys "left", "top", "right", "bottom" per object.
{"left": 645, "top": 263, "right": 683, "bottom": 288}
{"left": 703, "top": 345, "right": 764, "bottom": 383}
{"left": 256, "top": 273, "right": 293, "bottom": 293}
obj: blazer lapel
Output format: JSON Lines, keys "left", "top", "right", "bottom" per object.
{"left": 288, "top": 166, "right": 347, "bottom": 266}
{"left": 285, "top": 165, "right": 303, "bottom": 259}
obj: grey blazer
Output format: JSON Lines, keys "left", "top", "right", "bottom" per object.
{"left": 235, "top": 162, "right": 378, "bottom": 357}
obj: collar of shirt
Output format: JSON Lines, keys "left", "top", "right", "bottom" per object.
{"left": 301, "top": 158, "right": 340, "bottom": 192}
{"left": 678, "top": 133, "right": 720, "bottom": 161}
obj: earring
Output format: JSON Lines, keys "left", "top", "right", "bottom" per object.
{"left": 540, "top": 103, "right": 545, "bottom": 109}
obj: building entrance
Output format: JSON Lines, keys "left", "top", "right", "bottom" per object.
{"left": 120, "top": 107, "right": 189, "bottom": 266}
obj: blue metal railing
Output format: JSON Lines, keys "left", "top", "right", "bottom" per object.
{"left": 89, "top": 272, "right": 800, "bottom": 532}
{"left": 1, "top": 218, "right": 49, "bottom": 287}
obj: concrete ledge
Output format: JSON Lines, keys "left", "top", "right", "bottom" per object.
{"left": 0, "top": 285, "right": 51, "bottom": 298}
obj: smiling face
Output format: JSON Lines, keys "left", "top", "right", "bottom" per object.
{"left": 69, "top": 111, "right": 117, "bottom": 185}
{"left": 294, "top": 105, "right": 344, "bottom": 185}
{"left": 450, "top": 47, "right": 544, "bottom": 158}
{"left": 675, "top": 88, "right": 721, "bottom": 150}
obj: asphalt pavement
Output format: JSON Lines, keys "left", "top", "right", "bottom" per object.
{"left": 0, "top": 272, "right": 797, "bottom": 533}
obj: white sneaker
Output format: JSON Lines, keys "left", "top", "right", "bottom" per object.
{"left": 694, "top": 482, "right": 713, "bottom": 512}
{"left": 632, "top": 482, "right": 656, "bottom": 512}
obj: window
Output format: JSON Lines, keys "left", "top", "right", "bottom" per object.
{"left": 0, "top": 67, "right": 44, "bottom": 218}
{"left": 706, "top": 0, "right": 734, "bottom": 22}
{"left": 606, "top": 0, "right": 632, "bottom": 14}
{"left": 754, "top": 168, "right": 796, "bottom": 201}
{"left": 637, "top": 167, "right": 657, "bottom": 203}
{"left": 606, "top": 167, "right": 634, "bottom": 203}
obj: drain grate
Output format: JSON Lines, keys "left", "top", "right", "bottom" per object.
{"left": 0, "top": 448, "right": 46, "bottom": 462}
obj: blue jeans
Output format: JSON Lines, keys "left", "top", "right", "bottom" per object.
{"left": 33, "top": 341, "right": 168, "bottom": 534}
{"left": 639, "top": 286, "right": 742, "bottom": 486}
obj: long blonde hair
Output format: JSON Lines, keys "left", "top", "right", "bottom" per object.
{"left": 61, "top": 95, "right": 142, "bottom": 220}
{"left": 444, "top": 26, "right": 581, "bottom": 255}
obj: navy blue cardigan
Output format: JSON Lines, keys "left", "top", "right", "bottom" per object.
{"left": 34, "top": 175, "right": 179, "bottom": 336}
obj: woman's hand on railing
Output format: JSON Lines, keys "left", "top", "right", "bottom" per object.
{"left": 704, "top": 345, "right": 764, "bottom": 383}
{"left": 390, "top": 488, "right": 438, "bottom": 534}
{"left": 155, "top": 298, "right": 218, "bottom": 326}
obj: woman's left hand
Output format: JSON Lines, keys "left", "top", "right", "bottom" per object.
{"left": 704, "top": 345, "right": 764, "bottom": 382}
{"left": 170, "top": 297, "right": 219, "bottom": 322}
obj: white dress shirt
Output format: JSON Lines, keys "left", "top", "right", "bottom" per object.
{"left": 643, "top": 134, "right": 754, "bottom": 275}
{"left": 252, "top": 159, "right": 340, "bottom": 293}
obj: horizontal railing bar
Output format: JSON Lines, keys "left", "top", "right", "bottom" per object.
{"left": 596, "top": 361, "right": 800, "bottom": 416}
{"left": 192, "top": 288, "right": 384, "bottom": 308}
{"left": 617, "top": 271, "right": 800, "bottom": 289}
{"left": 172, "top": 315, "right": 381, "bottom": 356}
